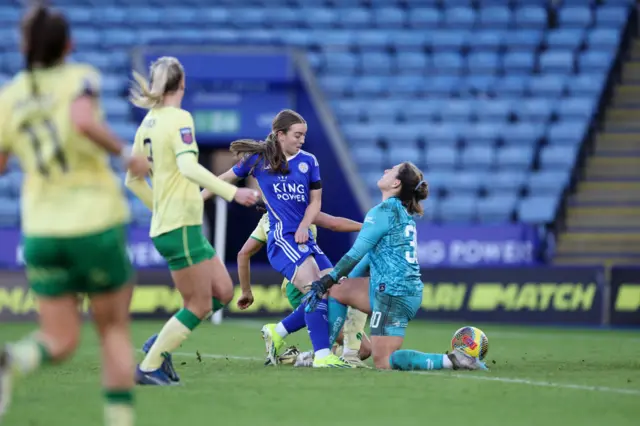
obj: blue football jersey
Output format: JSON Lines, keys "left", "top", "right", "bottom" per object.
{"left": 232, "top": 150, "right": 321, "bottom": 236}
{"left": 331, "top": 197, "right": 423, "bottom": 297}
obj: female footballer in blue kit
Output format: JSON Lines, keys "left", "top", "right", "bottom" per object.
{"left": 204, "top": 109, "right": 350, "bottom": 368}
{"left": 304, "top": 162, "right": 488, "bottom": 372}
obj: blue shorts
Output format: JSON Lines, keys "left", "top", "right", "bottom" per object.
{"left": 369, "top": 289, "right": 422, "bottom": 338}
{"left": 267, "top": 232, "right": 332, "bottom": 282}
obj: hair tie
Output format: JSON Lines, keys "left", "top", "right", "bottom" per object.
{"left": 414, "top": 180, "right": 425, "bottom": 191}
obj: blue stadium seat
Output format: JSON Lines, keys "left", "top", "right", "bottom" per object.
{"left": 492, "top": 170, "right": 528, "bottom": 192}
{"left": 130, "top": 199, "right": 152, "bottom": 227}
{"left": 477, "top": 195, "right": 517, "bottom": 223}
{"left": 540, "top": 145, "right": 579, "bottom": 169}
{"left": 468, "top": 30, "right": 504, "bottom": 52}
{"left": 353, "top": 31, "right": 391, "bottom": 50}
{"left": 438, "top": 195, "right": 477, "bottom": 222}
{"left": 448, "top": 171, "right": 485, "bottom": 194}
{"left": 528, "top": 171, "right": 571, "bottom": 195}
{"left": 432, "top": 52, "right": 464, "bottom": 73}
{"left": 514, "top": 6, "right": 547, "bottom": 28}
{"left": 503, "top": 51, "right": 536, "bottom": 73}
{"left": 324, "top": 52, "right": 358, "bottom": 75}
{"left": 517, "top": 195, "right": 558, "bottom": 223}
{"left": 395, "top": 52, "right": 429, "bottom": 72}
{"left": 444, "top": 7, "right": 476, "bottom": 28}
{"left": 320, "top": 32, "right": 354, "bottom": 49}
{"left": 320, "top": 76, "right": 351, "bottom": 97}
{"left": 360, "top": 52, "right": 392, "bottom": 75}
{"left": 460, "top": 146, "right": 494, "bottom": 170}
{"left": 422, "top": 76, "right": 460, "bottom": 96}
{"left": 373, "top": 8, "right": 406, "bottom": 28}
{"left": 478, "top": 7, "right": 512, "bottom": 28}
{"left": 497, "top": 146, "right": 535, "bottom": 169}
{"left": 0, "top": 198, "right": 19, "bottom": 228}
{"left": 462, "top": 123, "right": 502, "bottom": 146}
{"left": 527, "top": 75, "right": 566, "bottom": 97}
{"left": 338, "top": 9, "right": 372, "bottom": 28}
{"left": 568, "top": 73, "right": 607, "bottom": 96}
{"left": 504, "top": 29, "right": 544, "bottom": 51}
{"left": 351, "top": 147, "right": 384, "bottom": 169}
{"left": 595, "top": 6, "right": 629, "bottom": 28}
{"left": 0, "top": 7, "right": 20, "bottom": 25}
{"left": 557, "top": 97, "right": 596, "bottom": 120}
{"left": 587, "top": 28, "right": 622, "bottom": 50}
{"left": 408, "top": 8, "right": 442, "bottom": 28}
{"left": 515, "top": 98, "right": 554, "bottom": 123}
{"left": 502, "top": 123, "right": 544, "bottom": 145}
{"left": 547, "top": 121, "right": 588, "bottom": 145}
{"left": 459, "top": 75, "right": 495, "bottom": 96}
{"left": 475, "top": 100, "right": 513, "bottom": 122}
{"left": 546, "top": 29, "right": 585, "bottom": 51}
{"left": 365, "top": 100, "right": 404, "bottom": 124}
{"left": 303, "top": 8, "right": 338, "bottom": 28}
{"left": 440, "top": 100, "right": 473, "bottom": 122}
{"left": 424, "top": 171, "right": 454, "bottom": 194}
{"left": 467, "top": 52, "right": 501, "bottom": 74}
{"left": 539, "top": 50, "right": 575, "bottom": 74}
{"left": 558, "top": 7, "right": 593, "bottom": 28}
{"left": 423, "top": 124, "right": 460, "bottom": 146}
{"left": 390, "top": 31, "right": 428, "bottom": 52}
{"left": 493, "top": 75, "right": 527, "bottom": 97}
{"left": 431, "top": 31, "right": 468, "bottom": 52}
{"left": 404, "top": 101, "right": 439, "bottom": 122}
{"left": 426, "top": 147, "right": 458, "bottom": 169}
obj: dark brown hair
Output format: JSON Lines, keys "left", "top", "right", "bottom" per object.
{"left": 396, "top": 162, "right": 429, "bottom": 216}
{"left": 22, "top": 3, "right": 70, "bottom": 97}
{"left": 230, "top": 109, "right": 306, "bottom": 174}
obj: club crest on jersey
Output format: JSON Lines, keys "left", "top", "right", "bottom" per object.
{"left": 180, "top": 127, "right": 193, "bottom": 145}
{"left": 298, "top": 162, "right": 309, "bottom": 173}
{"left": 298, "top": 244, "right": 309, "bottom": 253}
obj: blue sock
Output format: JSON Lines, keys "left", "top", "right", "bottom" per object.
{"left": 305, "top": 298, "right": 331, "bottom": 354}
{"left": 328, "top": 297, "right": 347, "bottom": 346}
{"left": 390, "top": 350, "right": 445, "bottom": 371}
{"left": 280, "top": 303, "right": 307, "bottom": 334}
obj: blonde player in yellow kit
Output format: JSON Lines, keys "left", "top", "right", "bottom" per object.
{"left": 237, "top": 211, "right": 372, "bottom": 367}
{"left": 0, "top": 4, "right": 150, "bottom": 426}
{"left": 125, "top": 56, "right": 258, "bottom": 385}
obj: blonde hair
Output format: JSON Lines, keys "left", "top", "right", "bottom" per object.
{"left": 129, "top": 56, "right": 184, "bottom": 109}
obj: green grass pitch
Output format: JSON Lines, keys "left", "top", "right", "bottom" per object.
{"left": 0, "top": 319, "right": 639, "bottom": 426}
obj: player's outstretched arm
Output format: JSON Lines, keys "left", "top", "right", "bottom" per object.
{"left": 177, "top": 155, "right": 258, "bottom": 206}
{"left": 328, "top": 206, "right": 390, "bottom": 283}
{"left": 314, "top": 212, "right": 362, "bottom": 233}
{"left": 201, "top": 169, "right": 241, "bottom": 201}
{"left": 236, "top": 237, "right": 265, "bottom": 310}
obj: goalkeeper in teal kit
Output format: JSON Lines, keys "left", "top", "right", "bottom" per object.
{"left": 304, "top": 162, "right": 487, "bottom": 371}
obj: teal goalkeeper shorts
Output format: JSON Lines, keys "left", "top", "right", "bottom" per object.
{"left": 369, "top": 289, "right": 422, "bottom": 338}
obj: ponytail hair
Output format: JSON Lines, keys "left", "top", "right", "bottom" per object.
{"left": 229, "top": 109, "right": 304, "bottom": 174}
{"left": 129, "top": 56, "right": 184, "bottom": 109}
{"left": 396, "top": 162, "right": 429, "bottom": 216}
{"left": 21, "top": 3, "right": 70, "bottom": 97}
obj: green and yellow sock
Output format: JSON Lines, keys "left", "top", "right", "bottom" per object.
{"left": 104, "top": 389, "right": 134, "bottom": 426}
{"left": 139, "top": 308, "right": 200, "bottom": 372}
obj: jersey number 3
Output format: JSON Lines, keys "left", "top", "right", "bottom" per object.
{"left": 404, "top": 224, "right": 418, "bottom": 264}
{"left": 21, "top": 119, "right": 67, "bottom": 176}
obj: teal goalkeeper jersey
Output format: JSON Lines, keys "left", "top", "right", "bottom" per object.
{"left": 329, "top": 197, "right": 423, "bottom": 297}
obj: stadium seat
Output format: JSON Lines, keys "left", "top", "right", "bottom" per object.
{"left": 517, "top": 195, "right": 559, "bottom": 223}
{"left": 426, "top": 147, "right": 458, "bottom": 169}
{"left": 497, "top": 146, "right": 535, "bottom": 170}
{"left": 528, "top": 170, "right": 571, "bottom": 195}
{"left": 477, "top": 195, "right": 517, "bottom": 223}
{"left": 539, "top": 145, "right": 579, "bottom": 169}
{"left": 438, "top": 195, "right": 477, "bottom": 222}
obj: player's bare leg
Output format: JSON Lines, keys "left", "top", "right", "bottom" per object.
{"left": 0, "top": 295, "right": 80, "bottom": 420}
{"left": 138, "top": 260, "right": 213, "bottom": 384}
{"left": 90, "top": 284, "right": 136, "bottom": 426}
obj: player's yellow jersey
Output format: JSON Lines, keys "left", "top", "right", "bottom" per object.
{"left": 0, "top": 63, "right": 129, "bottom": 237}
{"left": 250, "top": 213, "right": 318, "bottom": 293}
{"left": 133, "top": 106, "right": 202, "bottom": 238}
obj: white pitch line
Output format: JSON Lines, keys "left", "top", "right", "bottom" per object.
{"left": 162, "top": 350, "right": 640, "bottom": 396}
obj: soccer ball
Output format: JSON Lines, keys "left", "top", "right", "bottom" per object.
{"left": 451, "top": 326, "right": 488, "bottom": 360}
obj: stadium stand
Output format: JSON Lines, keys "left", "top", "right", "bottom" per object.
{"left": 0, "top": 0, "right": 635, "bottom": 240}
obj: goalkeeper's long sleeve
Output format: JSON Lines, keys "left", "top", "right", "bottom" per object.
{"left": 329, "top": 205, "right": 390, "bottom": 282}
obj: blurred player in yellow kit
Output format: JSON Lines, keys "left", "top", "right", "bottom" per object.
{"left": 237, "top": 210, "right": 371, "bottom": 367}
{"left": 125, "top": 56, "right": 258, "bottom": 385}
{"left": 0, "top": 3, "right": 150, "bottom": 425}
